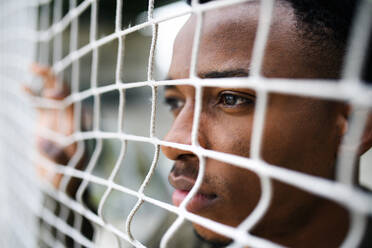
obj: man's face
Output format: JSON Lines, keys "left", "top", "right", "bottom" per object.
{"left": 162, "top": 1, "right": 348, "bottom": 246}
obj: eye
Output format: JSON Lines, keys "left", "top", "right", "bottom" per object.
{"left": 164, "top": 97, "right": 185, "bottom": 112}
{"left": 218, "top": 91, "right": 254, "bottom": 108}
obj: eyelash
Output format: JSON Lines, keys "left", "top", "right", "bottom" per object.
{"left": 164, "top": 97, "right": 185, "bottom": 112}
{"left": 164, "top": 91, "right": 254, "bottom": 112}
{"left": 217, "top": 92, "right": 254, "bottom": 108}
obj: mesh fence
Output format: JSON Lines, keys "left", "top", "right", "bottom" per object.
{"left": 0, "top": 0, "right": 372, "bottom": 247}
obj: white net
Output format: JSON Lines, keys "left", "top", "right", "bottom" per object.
{"left": 0, "top": 0, "right": 371, "bottom": 247}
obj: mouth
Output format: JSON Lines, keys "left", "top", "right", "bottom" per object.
{"left": 172, "top": 189, "right": 218, "bottom": 213}
{"left": 169, "top": 166, "right": 218, "bottom": 213}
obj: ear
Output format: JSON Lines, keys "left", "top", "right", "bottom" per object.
{"left": 337, "top": 106, "right": 372, "bottom": 156}
{"left": 358, "top": 111, "right": 372, "bottom": 156}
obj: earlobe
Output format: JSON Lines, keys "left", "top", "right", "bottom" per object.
{"left": 338, "top": 104, "right": 350, "bottom": 137}
{"left": 338, "top": 105, "right": 372, "bottom": 156}
{"left": 358, "top": 112, "right": 372, "bottom": 156}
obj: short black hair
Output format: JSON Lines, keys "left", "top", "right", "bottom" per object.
{"left": 186, "top": 0, "right": 357, "bottom": 44}
{"left": 285, "top": 0, "right": 358, "bottom": 44}
{"left": 185, "top": 0, "right": 372, "bottom": 82}
{"left": 280, "top": 0, "right": 371, "bottom": 82}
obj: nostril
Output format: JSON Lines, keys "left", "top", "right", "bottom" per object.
{"left": 161, "top": 131, "right": 194, "bottom": 160}
{"left": 177, "top": 154, "right": 198, "bottom": 162}
{"left": 161, "top": 144, "right": 195, "bottom": 161}
{"left": 171, "top": 154, "right": 200, "bottom": 179}
{"left": 161, "top": 101, "right": 196, "bottom": 160}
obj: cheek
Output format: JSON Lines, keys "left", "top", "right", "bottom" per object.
{"left": 199, "top": 113, "right": 260, "bottom": 224}
{"left": 202, "top": 114, "right": 254, "bottom": 156}
{"left": 192, "top": 223, "right": 232, "bottom": 244}
{"left": 260, "top": 97, "right": 340, "bottom": 177}
{"left": 205, "top": 159, "right": 262, "bottom": 225}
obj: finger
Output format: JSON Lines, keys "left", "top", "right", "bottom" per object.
{"left": 36, "top": 164, "right": 63, "bottom": 189}
{"left": 37, "top": 138, "right": 70, "bottom": 165}
{"left": 22, "top": 85, "right": 38, "bottom": 97}
{"left": 82, "top": 105, "right": 93, "bottom": 131}
{"left": 43, "top": 83, "right": 70, "bottom": 100}
{"left": 23, "top": 83, "right": 70, "bottom": 102}
{"left": 31, "top": 63, "right": 57, "bottom": 89}
{"left": 31, "top": 63, "right": 52, "bottom": 78}
{"left": 31, "top": 63, "right": 71, "bottom": 100}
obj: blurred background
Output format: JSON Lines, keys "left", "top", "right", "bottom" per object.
{"left": 1, "top": 0, "right": 371, "bottom": 247}
{"left": 36, "top": 0, "right": 194, "bottom": 247}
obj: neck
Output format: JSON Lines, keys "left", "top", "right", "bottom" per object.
{"left": 257, "top": 198, "right": 350, "bottom": 247}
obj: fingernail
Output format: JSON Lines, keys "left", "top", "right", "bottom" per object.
{"left": 38, "top": 139, "right": 69, "bottom": 165}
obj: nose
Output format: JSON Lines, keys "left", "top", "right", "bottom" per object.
{"left": 161, "top": 102, "right": 195, "bottom": 160}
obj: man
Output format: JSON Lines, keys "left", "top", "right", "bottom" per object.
{"left": 161, "top": 0, "right": 372, "bottom": 247}
{"left": 32, "top": 0, "right": 372, "bottom": 247}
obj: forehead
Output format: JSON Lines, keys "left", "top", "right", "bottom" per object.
{"left": 168, "top": 1, "right": 331, "bottom": 79}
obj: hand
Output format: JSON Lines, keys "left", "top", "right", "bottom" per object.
{"left": 25, "top": 63, "right": 78, "bottom": 191}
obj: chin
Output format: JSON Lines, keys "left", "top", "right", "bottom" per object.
{"left": 193, "top": 223, "right": 233, "bottom": 247}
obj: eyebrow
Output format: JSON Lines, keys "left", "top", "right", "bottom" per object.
{"left": 201, "top": 68, "right": 249, "bottom": 78}
{"left": 164, "top": 85, "right": 175, "bottom": 90}
{"left": 165, "top": 68, "right": 249, "bottom": 88}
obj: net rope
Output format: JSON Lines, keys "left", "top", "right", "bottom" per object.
{"left": 0, "top": 0, "right": 372, "bottom": 247}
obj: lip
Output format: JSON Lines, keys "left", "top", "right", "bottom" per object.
{"left": 169, "top": 172, "right": 218, "bottom": 213}
{"left": 172, "top": 189, "right": 218, "bottom": 213}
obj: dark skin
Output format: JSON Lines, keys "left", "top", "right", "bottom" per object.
{"left": 30, "top": 1, "right": 372, "bottom": 247}
{"left": 162, "top": 1, "right": 372, "bottom": 247}
{"left": 25, "top": 65, "right": 77, "bottom": 192}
